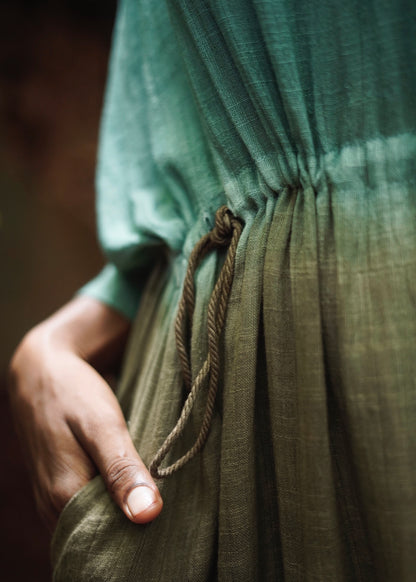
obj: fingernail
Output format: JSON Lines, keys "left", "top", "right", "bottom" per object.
{"left": 126, "top": 486, "right": 156, "bottom": 518}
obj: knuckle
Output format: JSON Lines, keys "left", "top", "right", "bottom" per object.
{"left": 47, "top": 483, "right": 71, "bottom": 513}
{"left": 34, "top": 483, "right": 66, "bottom": 519}
{"left": 44, "top": 474, "right": 84, "bottom": 515}
{"left": 105, "top": 457, "right": 141, "bottom": 496}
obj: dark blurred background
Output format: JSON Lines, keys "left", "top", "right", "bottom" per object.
{"left": 0, "top": 0, "right": 117, "bottom": 579}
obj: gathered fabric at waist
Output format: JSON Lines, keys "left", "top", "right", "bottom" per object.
{"left": 153, "top": 131, "right": 416, "bottom": 262}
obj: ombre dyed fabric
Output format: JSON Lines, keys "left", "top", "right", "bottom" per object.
{"left": 52, "top": 0, "right": 416, "bottom": 580}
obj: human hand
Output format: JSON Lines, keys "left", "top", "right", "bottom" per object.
{"left": 8, "top": 296, "right": 163, "bottom": 530}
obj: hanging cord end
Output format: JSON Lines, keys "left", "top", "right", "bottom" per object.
{"left": 149, "top": 206, "right": 243, "bottom": 479}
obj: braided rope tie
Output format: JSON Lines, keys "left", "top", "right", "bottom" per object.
{"left": 149, "top": 206, "right": 243, "bottom": 479}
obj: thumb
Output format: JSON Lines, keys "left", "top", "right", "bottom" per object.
{"left": 99, "top": 435, "right": 163, "bottom": 525}
{"left": 70, "top": 378, "right": 163, "bottom": 524}
{"left": 101, "top": 444, "right": 163, "bottom": 525}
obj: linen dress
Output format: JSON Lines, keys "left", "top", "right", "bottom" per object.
{"left": 52, "top": 0, "right": 416, "bottom": 580}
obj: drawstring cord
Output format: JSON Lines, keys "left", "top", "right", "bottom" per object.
{"left": 149, "top": 206, "right": 243, "bottom": 479}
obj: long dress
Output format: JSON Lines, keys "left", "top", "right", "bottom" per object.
{"left": 52, "top": 0, "right": 416, "bottom": 580}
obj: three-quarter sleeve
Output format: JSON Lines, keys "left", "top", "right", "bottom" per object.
{"left": 77, "top": 0, "right": 165, "bottom": 319}
{"left": 77, "top": 263, "right": 150, "bottom": 321}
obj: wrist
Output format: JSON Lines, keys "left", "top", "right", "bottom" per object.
{"left": 11, "top": 296, "right": 131, "bottom": 377}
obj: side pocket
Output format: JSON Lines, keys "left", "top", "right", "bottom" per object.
{"left": 51, "top": 474, "right": 105, "bottom": 574}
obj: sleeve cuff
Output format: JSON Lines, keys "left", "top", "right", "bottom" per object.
{"left": 76, "top": 263, "right": 147, "bottom": 320}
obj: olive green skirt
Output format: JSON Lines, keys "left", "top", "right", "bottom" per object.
{"left": 52, "top": 186, "right": 416, "bottom": 581}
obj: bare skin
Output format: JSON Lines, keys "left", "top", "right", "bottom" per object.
{"left": 8, "top": 295, "right": 163, "bottom": 530}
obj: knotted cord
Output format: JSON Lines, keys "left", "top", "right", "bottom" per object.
{"left": 149, "top": 206, "right": 243, "bottom": 479}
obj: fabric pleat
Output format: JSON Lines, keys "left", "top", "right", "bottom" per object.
{"left": 53, "top": 178, "right": 416, "bottom": 580}
{"left": 52, "top": 0, "right": 416, "bottom": 579}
